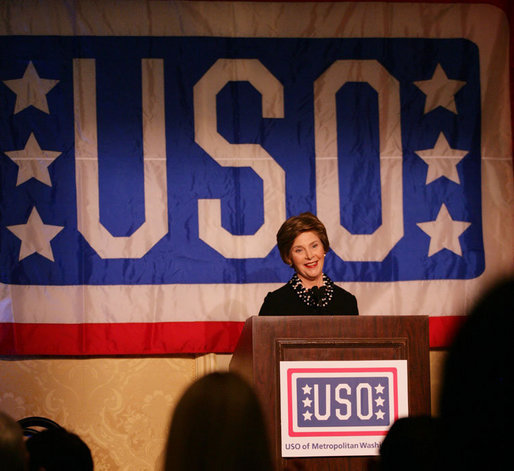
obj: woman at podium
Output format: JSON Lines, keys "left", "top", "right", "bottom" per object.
{"left": 258, "top": 212, "right": 358, "bottom": 316}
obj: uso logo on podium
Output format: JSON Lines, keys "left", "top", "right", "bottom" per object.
{"left": 279, "top": 360, "right": 408, "bottom": 457}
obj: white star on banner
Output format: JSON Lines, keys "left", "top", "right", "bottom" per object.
{"left": 3, "top": 61, "right": 59, "bottom": 114}
{"left": 414, "top": 63, "right": 466, "bottom": 114}
{"left": 417, "top": 204, "right": 471, "bottom": 257}
{"left": 375, "top": 410, "right": 385, "bottom": 420}
{"left": 303, "top": 411, "right": 313, "bottom": 421}
{"left": 7, "top": 207, "right": 64, "bottom": 261}
{"left": 415, "top": 132, "right": 468, "bottom": 184}
{"left": 302, "top": 397, "right": 312, "bottom": 408}
{"left": 302, "top": 384, "right": 312, "bottom": 395}
{"left": 4, "top": 133, "right": 61, "bottom": 186}
{"left": 375, "top": 384, "right": 384, "bottom": 394}
{"left": 375, "top": 397, "right": 385, "bottom": 407}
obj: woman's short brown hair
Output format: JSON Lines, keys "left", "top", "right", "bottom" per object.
{"left": 276, "top": 212, "right": 330, "bottom": 265}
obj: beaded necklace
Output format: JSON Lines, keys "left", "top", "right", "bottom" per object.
{"left": 289, "top": 273, "right": 334, "bottom": 308}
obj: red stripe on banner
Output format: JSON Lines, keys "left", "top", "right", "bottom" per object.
{"left": 0, "top": 322, "right": 245, "bottom": 356}
{"left": 429, "top": 315, "right": 466, "bottom": 348}
{"left": 1, "top": 316, "right": 464, "bottom": 355}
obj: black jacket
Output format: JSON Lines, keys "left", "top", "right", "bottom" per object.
{"left": 258, "top": 282, "right": 358, "bottom": 316}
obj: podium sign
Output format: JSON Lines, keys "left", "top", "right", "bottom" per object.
{"left": 279, "top": 360, "right": 408, "bottom": 457}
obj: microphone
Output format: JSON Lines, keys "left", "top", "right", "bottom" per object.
{"left": 308, "top": 286, "right": 325, "bottom": 304}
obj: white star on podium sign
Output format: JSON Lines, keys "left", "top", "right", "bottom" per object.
{"left": 3, "top": 61, "right": 59, "bottom": 114}
{"left": 417, "top": 204, "right": 471, "bottom": 257}
{"left": 415, "top": 132, "right": 468, "bottom": 184}
{"left": 302, "top": 397, "right": 312, "bottom": 408}
{"left": 7, "top": 207, "right": 64, "bottom": 261}
{"left": 4, "top": 133, "right": 62, "bottom": 186}
{"left": 375, "top": 410, "right": 385, "bottom": 420}
{"left": 302, "top": 384, "right": 312, "bottom": 395}
{"left": 303, "top": 411, "right": 313, "bottom": 421}
{"left": 414, "top": 63, "right": 466, "bottom": 114}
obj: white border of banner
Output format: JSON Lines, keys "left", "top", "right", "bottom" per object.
{"left": 279, "top": 360, "right": 408, "bottom": 457}
{"left": 0, "top": 1, "right": 513, "bottom": 324}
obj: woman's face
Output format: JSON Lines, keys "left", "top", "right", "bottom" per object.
{"left": 287, "top": 231, "right": 325, "bottom": 288}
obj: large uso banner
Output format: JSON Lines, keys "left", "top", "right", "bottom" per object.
{"left": 0, "top": 1, "right": 513, "bottom": 354}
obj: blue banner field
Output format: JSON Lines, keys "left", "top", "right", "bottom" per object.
{"left": 0, "top": 36, "right": 483, "bottom": 285}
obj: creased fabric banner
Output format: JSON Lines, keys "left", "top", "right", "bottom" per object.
{"left": 0, "top": 0, "right": 513, "bottom": 354}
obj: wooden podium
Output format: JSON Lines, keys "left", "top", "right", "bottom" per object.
{"left": 229, "top": 315, "right": 430, "bottom": 471}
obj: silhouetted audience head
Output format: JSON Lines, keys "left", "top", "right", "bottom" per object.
{"left": 164, "top": 371, "right": 273, "bottom": 471}
{"left": 437, "top": 276, "right": 514, "bottom": 470}
{"left": 25, "top": 428, "right": 93, "bottom": 471}
{"left": 379, "top": 415, "right": 441, "bottom": 471}
{"left": 0, "top": 411, "right": 28, "bottom": 471}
